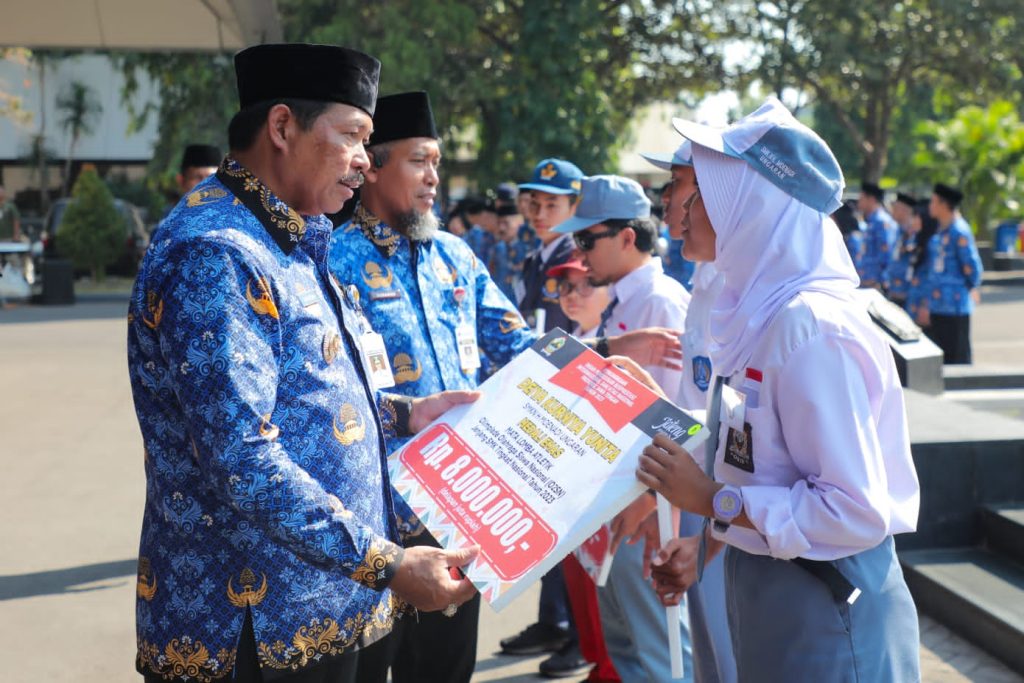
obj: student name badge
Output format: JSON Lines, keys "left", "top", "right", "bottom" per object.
{"left": 358, "top": 331, "right": 395, "bottom": 390}
{"left": 456, "top": 323, "right": 481, "bottom": 371}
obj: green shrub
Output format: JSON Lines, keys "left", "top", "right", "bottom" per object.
{"left": 57, "top": 168, "right": 125, "bottom": 281}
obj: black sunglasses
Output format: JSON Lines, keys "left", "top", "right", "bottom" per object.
{"left": 573, "top": 227, "right": 623, "bottom": 251}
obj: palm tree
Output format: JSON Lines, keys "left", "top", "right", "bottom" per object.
{"left": 56, "top": 80, "right": 101, "bottom": 197}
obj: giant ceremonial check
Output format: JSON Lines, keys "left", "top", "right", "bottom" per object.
{"left": 388, "top": 330, "right": 709, "bottom": 610}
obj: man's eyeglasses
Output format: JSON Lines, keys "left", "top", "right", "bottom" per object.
{"left": 557, "top": 280, "right": 594, "bottom": 297}
{"left": 573, "top": 227, "right": 622, "bottom": 252}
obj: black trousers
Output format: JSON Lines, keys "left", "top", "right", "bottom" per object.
{"left": 355, "top": 593, "right": 482, "bottom": 683}
{"left": 928, "top": 313, "right": 972, "bottom": 364}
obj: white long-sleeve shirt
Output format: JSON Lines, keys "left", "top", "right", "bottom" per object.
{"left": 604, "top": 257, "right": 690, "bottom": 400}
{"left": 711, "top": 291, "right": 920, "bottom": 561}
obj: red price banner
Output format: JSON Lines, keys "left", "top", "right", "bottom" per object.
{"left": 400, "top": 424, "right": 559, "bottom": 581}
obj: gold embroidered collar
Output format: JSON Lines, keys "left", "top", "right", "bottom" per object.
{"left": 348, "top": 204, "right": 406, "bottom": 259}
{"left": 216, "top": 157, "right": 306, "bottom": 255}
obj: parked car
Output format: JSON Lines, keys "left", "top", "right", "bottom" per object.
{"left": 42, "top": 198, "right": 149, "bottom": 277}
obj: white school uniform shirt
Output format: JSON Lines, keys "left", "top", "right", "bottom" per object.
{"left": 603, "top": 257, "right": 690, "bottom": 400}
{"left": 710, "top": 290, "right": 920, "bottom": 561}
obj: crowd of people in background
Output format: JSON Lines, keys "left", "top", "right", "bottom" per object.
{"left": 832, "top": 181, "right": 983, "bottom": 364}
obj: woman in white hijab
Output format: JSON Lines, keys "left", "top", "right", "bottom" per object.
{"left": 636, "top": 99, "right": 921, "bottom": 682}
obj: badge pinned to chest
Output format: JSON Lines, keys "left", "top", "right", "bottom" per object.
{"left": 723, "top": 422, "right": 754, "bottom": 473}
{"left": 357, "top": 331, "right": 396, "bottom": 391}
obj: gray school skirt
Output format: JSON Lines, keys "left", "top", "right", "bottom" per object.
{"left": 724, "top": 537, "right": 920, "bottom": 682}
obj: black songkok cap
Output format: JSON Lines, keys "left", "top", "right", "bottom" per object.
{"left": 234, "top": 43, "right": 381, "bottom": 116}
{"left": 860, "top": 182, "right": 884, "bottom": 201}
{"left": 369, "top": 91, "right": 439, "bottom": 145}
{"left": 933, "top": 183, "right": 964, "bottom": 207}
{"left": 895, "top": 192, "right": 917, "bottom": 207}
{"left": 496, "top": 204, "right": 521, "bottom": 217}
{"left": 180, "top": 144, "right": 222, "bottom": 172}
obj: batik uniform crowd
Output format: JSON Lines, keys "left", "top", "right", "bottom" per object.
{"left": 131, "top": 42, "right": 926, "bottom": 683}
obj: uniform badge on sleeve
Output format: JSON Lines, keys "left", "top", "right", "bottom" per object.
{"left": 723, "top": 422, "right": 754, "bottom": 473}
{"left": 692, "top": 355, "right": 712, "bottom": 392}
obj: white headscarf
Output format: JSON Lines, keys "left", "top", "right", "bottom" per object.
{"left": 692, "top": 144, "right": 859, "bottom": 377}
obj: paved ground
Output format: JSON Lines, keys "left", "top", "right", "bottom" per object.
{"left": 1, "top": 291, "right": 1022, "bottom": 682}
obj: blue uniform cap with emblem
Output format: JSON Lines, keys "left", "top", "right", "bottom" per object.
{"left": 519, "top": 158, "right": 584, "bottom": 195}
{"left": 672, "top": 97, "right": 845, "bottom": 215}
{"left": 552, "top": 174, "right": 652, "bottom": 234}
{"left": 639, "top": 140, "right": 693, "bottom": 171}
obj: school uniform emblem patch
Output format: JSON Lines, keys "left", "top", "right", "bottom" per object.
{"left": 692, "top": 356, "right": 712, "bottom": 392}
{"left": 724, "top": 422, "right": 754, "bottom": 473}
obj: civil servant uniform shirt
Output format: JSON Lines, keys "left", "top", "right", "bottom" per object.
{"left": 128, "top": 159, "right": 408, "bottom": 680}
{"left": 921, "top": 215, "right": 983, "bottom": 316}
{"left": 329, "top": 205, "right": 536, "bottom": 532}
{"left": 860, "top": 206, "right": 899, "bottom": 289}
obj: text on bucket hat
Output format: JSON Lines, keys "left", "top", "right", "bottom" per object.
{"left": 672, "top": 97, "right": 845, "bottom": 214}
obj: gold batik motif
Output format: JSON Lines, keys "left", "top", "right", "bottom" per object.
{"left": 220, "top": 159, "right": 306, "bottom": 243}
{"left": 246, "top": 277, "right": 280, "bottom": 319}
{"left": 226, "top": 567, "right": 268, "bottom": 608}
{"left": 137, "top": 635, "right": 233, "bottom": 682}
{"left": 332, "top": 403, "right": 366, "bottom": 445}
{"left": 351, "top": 204, "right": 402, "bottom": 257}
{"left": 257, "top": 594, "right": 407, "bottom": 671}
{"left": 350, "top": 538, "right": 402, "bottom": 589}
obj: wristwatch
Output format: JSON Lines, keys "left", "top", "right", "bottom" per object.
{"left": 712, "top": 485, "right": 743, "bottom": 533}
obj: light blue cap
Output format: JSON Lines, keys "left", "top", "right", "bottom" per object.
{"left": 639, "top": 140, "right": 693, "bottom": 171}
{"left": 552, "top": 175, "right": 652, "bottom": 234}
{"left": 672, "top": 97, "right": 845, "bottom": 214}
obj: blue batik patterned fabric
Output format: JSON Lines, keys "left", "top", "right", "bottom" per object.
{"left": 128, "top": 159, "right": 410, "bottom": 681}
{"left": 920, "top": 216, "right": 983, "bottom": 315}
{"left": 660, "top": 226, "right": 695, "bottom": 291}
{"left": 463, "top": 224, "right": 494, "bottom": 264}
{"left": 490, "top": 235, "right": 532, "bottom": 302}
{"left": 860, "top": 207, "right": 900, "bottom": 289}
{"left": 329, "top": 204, "right": 536, "bottom": 537}
{"left": 845, "top": 228, "right": 866, "bottom": 281}
{"left": 885, "top": 229, "right": 917, "bottom": 301}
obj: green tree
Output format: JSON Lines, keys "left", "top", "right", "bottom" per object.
{"left": 56, "top": 80, "right": 102, "bottom": 196}
{"left": 280, "top": 0, "right": 722, "bottom": 188}
{"left": 115, "top": 52, "right": 235, "bottom": 197}
{"left": 717, "top": 0, "right": 1022, "bottom": 182}
{"left": 908, "top": 100, "right": 1024, "bottom": 237}
{"left": 57, "top": 167, "right": 125, "bottom": 281}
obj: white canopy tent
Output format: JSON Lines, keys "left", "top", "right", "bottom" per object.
{"left": 1, "top": 0, "right": 282, "bottom": 51}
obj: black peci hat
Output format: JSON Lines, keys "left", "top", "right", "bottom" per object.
{"left": 369, "top": 91, "right": 439, "bottom": 146}
{"left": 894, "top": 192, "right": 917, "bottom": 207}
{"left": 933, "top": 183, "right": 964, "bottom": 208}
{"left": 860, "top": 182, "right": 884, "bottom": 201}
{"left": 234, "top": 43, "right": 381, "bottom": 116}
{"left": 180, "top": 144, "right": 222, "bottom": 172}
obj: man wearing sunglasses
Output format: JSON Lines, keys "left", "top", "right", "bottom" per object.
{"left": 553, "top": 174, "right": 693, "bottom": 683}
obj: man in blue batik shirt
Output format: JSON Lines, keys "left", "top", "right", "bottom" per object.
{"left": 917, "top": 183, "right": 983, "bottom": 364}
{"left": 128, "top": 45, "right": 479, "bottom": 683}
{"left": 329, "top": 93, "right": 689, "bottom": 681}
{"left": 328, "top": 91, "right": 535, "bottom": 682}
{"left": 858, "top": 182, "right": 900, "bottom": 290}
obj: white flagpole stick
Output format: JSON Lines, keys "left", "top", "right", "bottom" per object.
{"left": 534, "top": 307, "right": 546, "bottom": 335}
{"left": 657, "top": 493, "right": 685, "bottom": 679}
{"left": 596, "top": 548, "right": 614, "bottom": 587}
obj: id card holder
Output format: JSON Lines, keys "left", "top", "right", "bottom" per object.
{"left": 719, "top": 383, "right": 746, "bottom": 431}
{"left": 456, "top": 323, "right": 481, "bottom": 371}
{"left": 358, "top": 331, "right": 396, "bottom": 390}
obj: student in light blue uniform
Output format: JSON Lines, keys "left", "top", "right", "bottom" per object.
{"left": 916, "top": 183, "right": 983, "bottom": 364}
{"left": 858, "top": 182, "right": 900, "bottom": 290}
{"left": 638, "top": 98, "right": 921, "bottom": 683}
